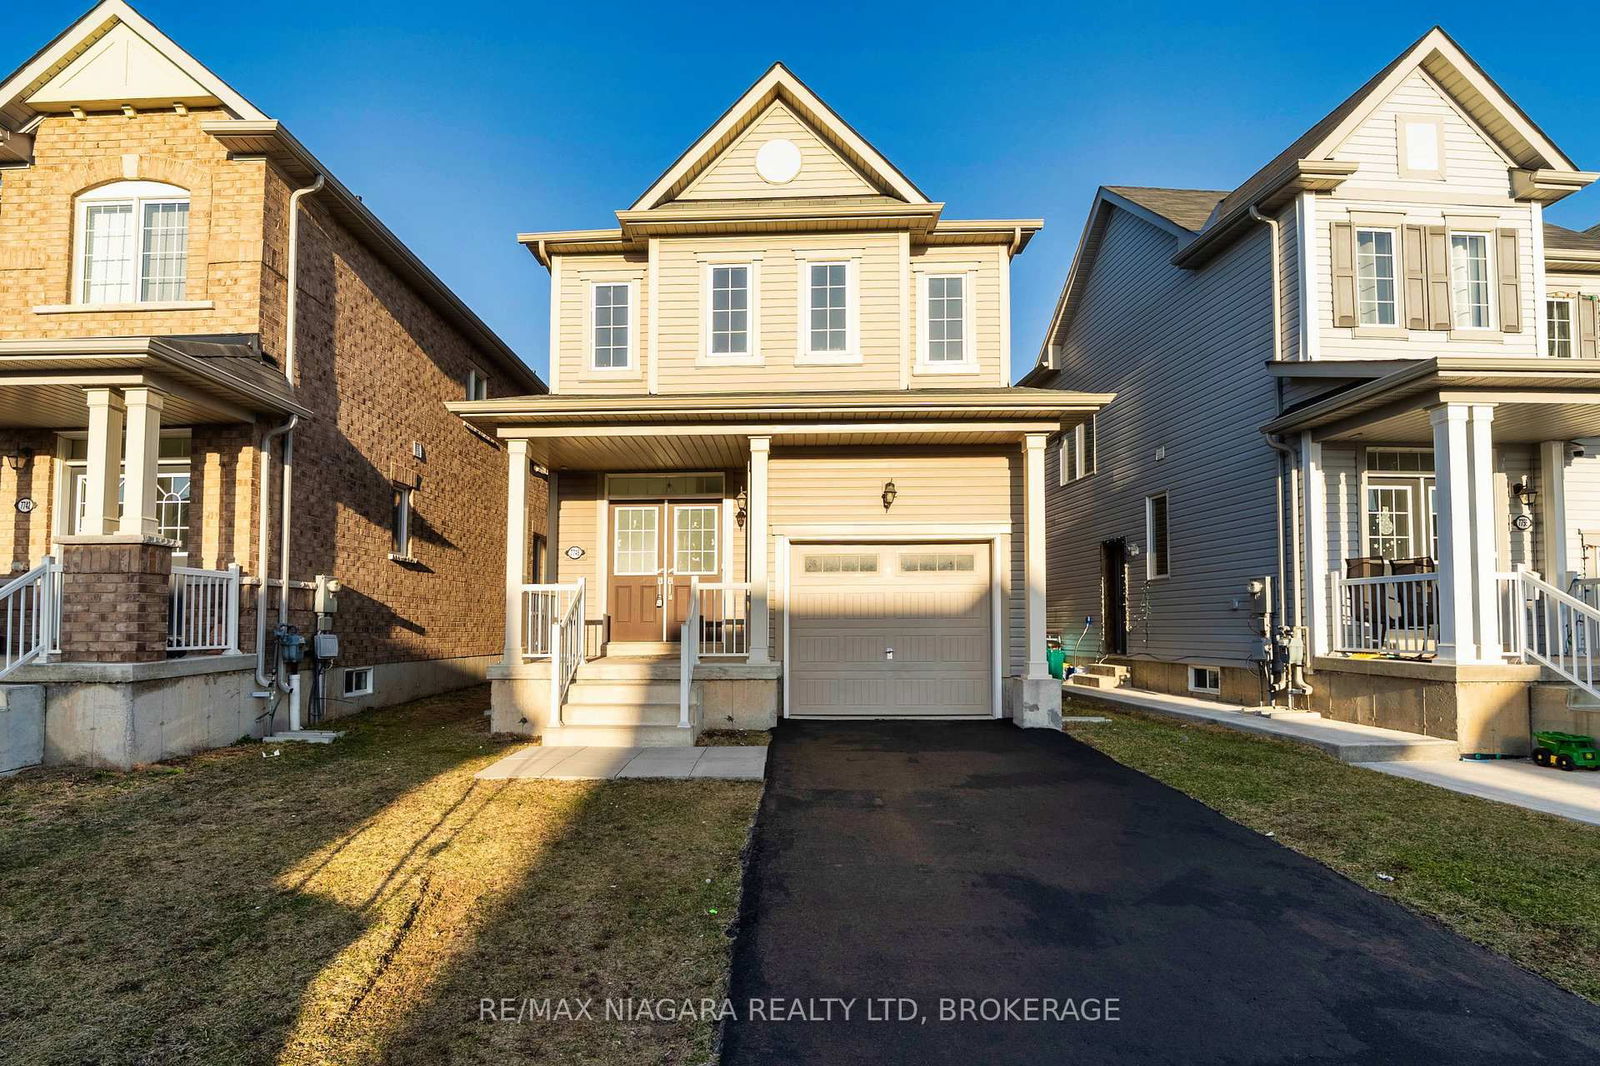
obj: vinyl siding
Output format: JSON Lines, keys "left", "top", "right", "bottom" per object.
{"left": 1564, "top": 455, "right": 1600, "bottom": 578}
{"left": 1036, "top": 208, "right": 1281, "bottom": 667}
{"left": 1277, "top": 202, "right": 1302, "bottom": 361}
{"left": 676, "top": 101, "right": 880, "bottom": 201}
{"left": 554, "top": 254, "right": 650, "bottom": 393}
{"left": 765, "top": 447, "right": 1025, "bottom": 672}
{"left": 550, "top": 473, "right": 603, "bottom": 623}
{"left": 1333, "top": 69, "right": 1513, "bottom": 198}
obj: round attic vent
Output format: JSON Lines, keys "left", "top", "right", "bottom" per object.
{"left": 755, "top": 139, "right": 802, "bottom": 184}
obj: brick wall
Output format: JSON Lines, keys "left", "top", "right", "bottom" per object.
{"left": 57, "top": 539, "right": 173, "bottom": 663}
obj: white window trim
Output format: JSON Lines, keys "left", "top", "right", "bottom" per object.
{"left": 1188, "top": 665, "right": 1221, "bottom": 696}
{"left": 586, "top": 278, "right": 640, "bottom": 373}
{"left": 795, "top": 255, "right": 861, "bottom": 365}
{"left": 1396, "top": 114, "right": 1446, "bottom": 182}
{"left": 1057, "top": 433, "right": 1069, "bottom": 487}
{"left": 1354, "top": 227, "right": 1401, "bottom": 328}
{"left": 1447, "top": 229, "right": 1497, "bottom": 333}
{"left": 914, "top": 270, "right": 979, "bottom": 374}
{"left": 465, "top": 366, "right": 489, "bottom": 401}
{"left": 54, "top": 428, "right": 193, "bottom": 553}
{"left": 342, "top": 667, "right": 375, "bottom": 698}
{"left": 1071, "top": 417, "right": 1096, "bottom": 482}
{"left": 389, "top": 487, "right": 415, "bottom": 561}
{"left": 72, "top": 180, "right": 191, "bottom": 306}
{"left": 699, "top": 258, "right": 762, "bottom": 365}
{"left": 1145, "top": 493, "right": 1170, "bottom": 581}
{"left": 1547, "top": 297, "right": 1578, "bottom": 358}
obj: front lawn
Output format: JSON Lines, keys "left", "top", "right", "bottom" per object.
{"left": 0, "top": 686, "right": 761, "bottom": 1065}
{"left": 1062, "top": 701, "right": 1600, "bottom": 1003}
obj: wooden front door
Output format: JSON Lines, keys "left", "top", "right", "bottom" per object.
{"left": 609, "top": 504, "right": 664, "bottom": 641}
{"left": 665, "top": 502, "right": 721, "bottom": 640}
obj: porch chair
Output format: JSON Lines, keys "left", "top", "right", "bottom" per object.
{"left": 1344, "top": 557, "right": 1389, "bottom": 649}
{"left": 1387, "top": 556, "right": 1438, "bottom": 653}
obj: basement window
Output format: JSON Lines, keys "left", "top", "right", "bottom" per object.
{"left": 1188, "top": 666, "right": 1221, "bottom": 696}
{"left": 343, "top": 667, "right": 374, "bottom": 697}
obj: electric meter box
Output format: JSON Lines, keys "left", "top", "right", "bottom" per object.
{"left": 314, "top": 632, "right": 340, "bottom": 660}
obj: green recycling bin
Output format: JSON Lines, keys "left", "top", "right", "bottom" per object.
{"left": 1047, "top": 647, "right": 1067, "bottom": 680}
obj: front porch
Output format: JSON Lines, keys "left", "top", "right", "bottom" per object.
{"left": 455, "top": 388, "right": 1109, "bottom": 744}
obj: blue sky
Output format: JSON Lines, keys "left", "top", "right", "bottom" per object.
{"left": 6, "top": 1, "right": 1596, "bottom": 382}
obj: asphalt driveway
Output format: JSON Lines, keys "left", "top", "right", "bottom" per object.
{"left": 721, "top": 720, "right": 1600, "bottom": 1065}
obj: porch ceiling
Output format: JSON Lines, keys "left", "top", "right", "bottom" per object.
{"left": 1265, "top": 357, "right": 1600, "bottom": 443}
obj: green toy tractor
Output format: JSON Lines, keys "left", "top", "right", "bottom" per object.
{"left": 1532, "top": 732, "right": 1600, "bottom": 772}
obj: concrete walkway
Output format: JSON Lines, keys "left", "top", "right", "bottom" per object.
{"left": 476, "top": 743, "right": 767, "bottom": 780}
{"left": 1064, "top": 684, "right": 1459, "bottom": 762}
{"left": 1359, "top": 758, "right": 1600, "bottom": 825}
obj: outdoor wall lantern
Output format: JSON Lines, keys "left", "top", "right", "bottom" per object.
{"left": 4, "top": 446, "right": 33, "bottom": 472}
{"left": 1512, "top": 476, "right": 1536, "bottom": 508}
{"left": 735, "top": 488, "right": 748, "bottom": 528}
{"left": 881, "top": 480, "right": 897, "bottom": 510}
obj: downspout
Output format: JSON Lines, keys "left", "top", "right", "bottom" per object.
{"left": 1252, "top": 205, "right": 1311, "bottom": 700}
{"left": 255, "top": 174, "right": 323, "bottom": 694}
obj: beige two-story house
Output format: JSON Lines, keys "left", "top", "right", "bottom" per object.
{"left": 1025, "top": 28, "right": 1600, "bottom": 754}
{"left": 455, "top": 64, "right": 1108, "bottom": 744}
{"left": 0, "top": 2, "right": 545, "bottom": 770}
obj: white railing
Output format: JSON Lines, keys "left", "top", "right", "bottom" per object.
{"left": 522, "top": 583, "right": 582, "bottom": 659}
{"left": 547, "top": 578, "right": 585, "bottom": 729}
{"left": 693, "top": 581, "right": 751, "bottom": 657}
{"left": 1333, "top": 572, "right": 1438, "bottom": 655}
{"left": 168, "top": 564, "right": 241, "bottom": 652}
{"left": 679, "top": 580, "right": 701, "bottom": 730}
{"left": 1501, "top": 569, "right": 1600, "bottom": 703}
{"left": 1572, "top": 577, "right": 1600, "bottom": 612}
{"left": 0, "top": 556, "right": 57, "bottom": 681}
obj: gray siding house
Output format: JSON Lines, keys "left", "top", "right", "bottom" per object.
{"left": 1025, "top": 27, "right": 1600, "bottom": 755}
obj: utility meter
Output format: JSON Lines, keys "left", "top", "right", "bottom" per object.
{"left": 275, "top": 625, "right": 306, "bottom": 666}
{"left": 314, "top": 632, "right": 340, "bottom": 660}
{"left": 314, "top": 575, "right": 342, "bottom": 615}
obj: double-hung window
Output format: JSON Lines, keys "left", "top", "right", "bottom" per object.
{"left": 706, "top": 263, "right": 755, "bottom": 359}
{"left": 391, "top": 487, "right": 414, "bottom": 559}
{"left": 917, "top": 273, "right": 976, "bottom": 371}
{"left": 802, "top": 260, "right": 853, "bottom": 360}
{"left": 465, "top": 367, "right": 489, "bottom": 401}
{"left": 75, "top": 180, "right": 190, "bottom": 304}
{"left": 1548, "top": 299, "right": 1575, "bottom": 358}
{"left": 591, "top": 282, "right": 633, "bottom": 370}
{"left": 1059, "top": 416, "right": 1097, "bottom": 484}
{"left": 1145, "top": 493, "right": 1170, "bottom": 580}
{"left": 1449, "top": 233, "right": 1492, "bottom": 329}
{"left": 1355, "top": 228, "right": 1398, "bottom": 327}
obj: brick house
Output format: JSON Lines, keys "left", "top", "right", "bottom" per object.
{"left": 0, "top": 1, "right": 545, "bottom": 769}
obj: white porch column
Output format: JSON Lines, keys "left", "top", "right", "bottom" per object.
{"left": 1539, "top": 439, "right": 1571, "bottom": 586}
{"left": 503, "top": 438, "right": 530, "bottom": 667}
{"left": 119, "top": 387, "right": 165, "bottom": 537}
{"left": 1301, "top": 433, "right": 1331, "bottom": 657}
{"left": 81, "top": 387, "right": 125, "bottom": 536}
{"left": 1024, "top": 432, "right": 1049, "bottom": 679}
{"left": 747, "top": 436, "right": 771, "bottom": 664}
{"left": 1430, "top": 404, "right": 1477, "bottom": 662}
{"left": 1467, "top": 404, "right": 1500, "bottom": 658}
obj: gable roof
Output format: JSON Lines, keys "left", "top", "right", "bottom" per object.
{"left": 0, "top": 1, "right": 542, "bottom": 393}
{"left": 1547, "top": 222, "right": 1600, "bottom": 255}
{"left": 1103, "top": 187, "right": 1227, "bottom": 234}
{"left": 1173, "top": 26, "right": 1594, "bottom": 267}
{"left": 629, "top": 62, "right": 929, "bottom": 211}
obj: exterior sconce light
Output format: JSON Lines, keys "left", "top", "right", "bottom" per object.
{"left": 881, "top": 480, "right": 897, "bottom": 510}
{"left": 735, "top": 488, "right": 748, "bottom": 528}
{"left": 1512, "top": 476, "right": 1536, "bottom": 507}
{"left": 4, "top": 446, "right": 33, "bottom": 472}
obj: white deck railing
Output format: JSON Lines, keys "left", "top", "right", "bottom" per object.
{"left": 1332, "top": 572, "right": 1438, "bottom": 655}
{"left": 1573, "top": 577, "right": 1600, "bottom": 612}
{"left": 169, "top": 564, "right": 241, "bottom": 652}
{"left": 522, "top": 583, "right": 582, "bottom": 659}
{"left": 0, "top": 557, "right": 57, "bottom": 681}
{"left": 680, "top": 580, "right": 701, "bottom": 729}
{"left": 1501, "top": 569, "right": 1600, "bottom": 703}
{"left": 694, "top": 581, "right": 751, "bottom": 657}
{"left": 547, "top": 578, "right": 585, "bottom": 730}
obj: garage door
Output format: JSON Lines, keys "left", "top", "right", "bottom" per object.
{"left": 789, "top": 544, "right": 991, "bottom": 718}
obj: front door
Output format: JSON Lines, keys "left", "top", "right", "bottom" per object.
{"left": 666, "top": 502, "right": 720, "bottom": 640}
{"left": 1101, "top": 538, "right": 1129, "bottom": 656}
{"left": 609, "top": 504, "right": 663, "bottom": 641}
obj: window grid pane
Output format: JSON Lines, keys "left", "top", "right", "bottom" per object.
{"left": 710, "top": 266, "right": 749, "bottom": 355}
{"left": 1548, "top": 300, "right": 1574, "bottom": 358}
{"left": 139, "top": 201, "right": 189, "bottom": 301}
{"left": 1355, "top": 229, "right": 1397, "bottom": 327}
{"left": 926, "top": 275, "right": 966, "bottom": 362}
{"left": 1366, "top": 485, "right": 1415, "bottom": 560}
{"left": 1450, "top": 234, "right": 1490, "bottom": 329}
{"left": 613, "top": 507, "right": 659, "bottom": 575}
{"left": 809, "top": 263, "right": 848, "bottom": 352}
{"left": 673, "top": 506, "right": 719, "bottom": 575}
{"left": 593, "top": 284, "right": 631, "bottom": 368}
{"left": 82, "top": 203, "right": 137, "bottom": 303}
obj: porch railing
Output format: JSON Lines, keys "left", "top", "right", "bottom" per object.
{"left": 1332, "top": 572, "right": 1438, "bottom": 655}
{"left": 1572, "top": 577, "right": 1600, "bottom": 612}
{"left": 521, "top": 583, "right": 583, "bottom": 659}
{"left": 548, "top": 578, "right": 586, "bottom": 730}
{"left": 679, "top": 584, "right": 700, "bottom": 730}
{"left": 1500, "top": 569, "right": 1600, "bottom": 703}
{"left": 0, "top": 557, "right": 57, "bottom": 681}
{"left": 693, "top": 581, "right": 751, "bottom": 657}
{"left": 168, "top": 564, "right": 241, "bottom": 653}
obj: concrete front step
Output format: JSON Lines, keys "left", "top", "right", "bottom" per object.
{"left": 564, "top": 678, "right": 682, "bottom": 706}
{"left": 577, "top": 656, "right": 681, "bottom": 681}
{"left": 1082, "top": 662, "right": 1130, "bottom": 680}
{"left": 541, "top": 723, "right": 698, "bottom": 747}
{"left": 604, "top": 641, "right": 679, "bottom": 657}
{"left": 1066, "top": 672, "right": 1122, "bottom": 690}
{"left": 1249, "top": 710, "right": 1324, "bottom": 722}
{"left": 560, "top": 702, "right": 683, "bottom": 728}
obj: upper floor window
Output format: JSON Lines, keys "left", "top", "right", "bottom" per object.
{"left": 75, "top": 180, "right": 190, "bottom": 304}
{"left": 809, "top": 262, "right": 848, "bottom": 353}
{"left": 1355, "top": 228, "right": 1398, "bottom": 327}
{"left": 1397, "top": 115, "right": 1445, "bottom": 181}
{"left": 1145, "top": 493, "right": 1170, "bottom": 580}
{"left": 1548, "top": 299, "right": 1575, "bottom": 358}
{"left": 920, "top": 274, "right": 974, "bottom": 369}
{"left": 591, "top": 282, "right": 633, "bottom": 370}
{"left": 708, "top": 264, "right": 752, "bottom": 357}
{"left": 1449, "top": 233, "right": 1491, "bottom": 329}
{"left": 465, "top": 367, "right": 489, "bottom": 401}
{"left": 1060, "top": 416, "right": 1097, "bottom": 484}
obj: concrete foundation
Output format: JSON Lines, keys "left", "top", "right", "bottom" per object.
{"left": 0, "top": 684, "right": 45, "bottom": 774}
{"left": 1308, "top": 656, "right": 1541, "bottom": 756}
{"left": 1530, "top": 684, "right": 1600, "bottom": 740}
{"left": 322, "top": 654, "right": 498, "bottom": 720}
{"left": 1005, "top": 675, "right": 1063, "bottom": 730}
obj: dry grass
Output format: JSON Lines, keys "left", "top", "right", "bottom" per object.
{"left": 695, "top": 730, "right": 771, "bottom": 747}
{"left": 1062, "top": 700, "right": 1600, "bottom": 1002}
{"left": 0, "top": 686, "right": 761, "bottom": 1065}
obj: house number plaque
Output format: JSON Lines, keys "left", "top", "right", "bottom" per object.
{"left": 565, "top": 545, "right": 585, "bottom": 560}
